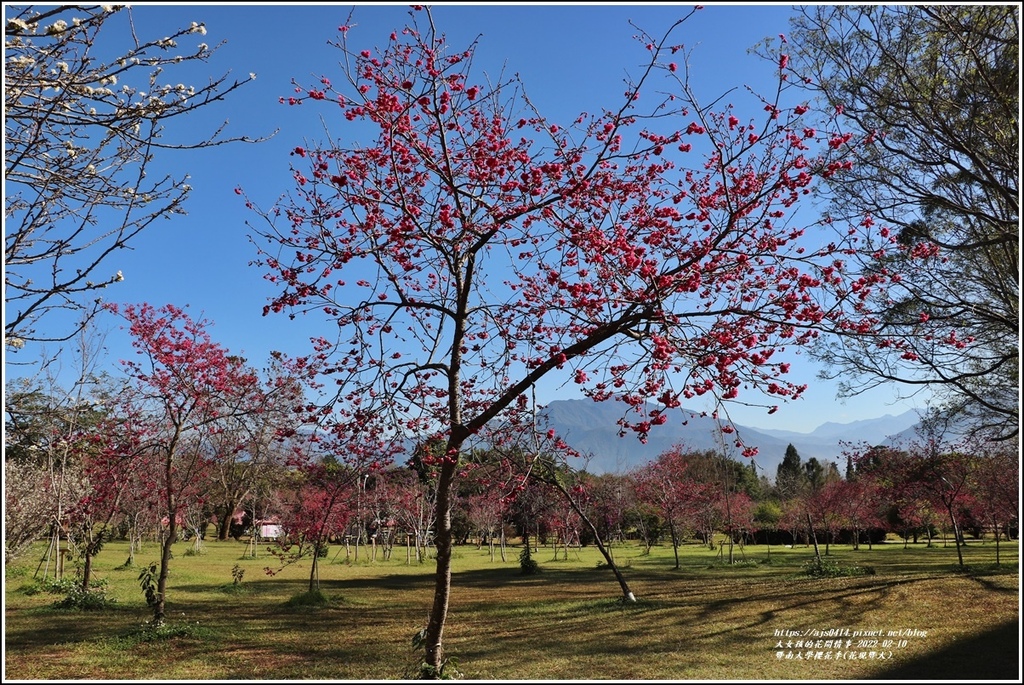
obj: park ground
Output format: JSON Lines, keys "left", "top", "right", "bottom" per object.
{"left": 3, "top": 535, "right": 1019, "bottom": 681}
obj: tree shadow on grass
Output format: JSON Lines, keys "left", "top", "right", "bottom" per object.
{"left": 866, "top": 619, "right": 1020, "bottom": 681}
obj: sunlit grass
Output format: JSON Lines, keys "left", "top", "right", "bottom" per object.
{"left": 4, "top": 535, "right": 1018, "bottom": 680}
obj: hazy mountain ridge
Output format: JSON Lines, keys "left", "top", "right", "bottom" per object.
{"left": 537, "top": 398, "right": 922, "bottom": 478}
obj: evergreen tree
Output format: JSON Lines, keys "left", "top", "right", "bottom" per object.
{"left": 776, "top": 444, "right": 804, "bottom": 498}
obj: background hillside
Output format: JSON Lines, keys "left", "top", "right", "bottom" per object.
{"left": 538, "top": 398, "right": 922, "bottom": 479}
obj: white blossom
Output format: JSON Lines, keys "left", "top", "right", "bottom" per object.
{"left": 6, "top": 18, "right": 30, "bottom": 33}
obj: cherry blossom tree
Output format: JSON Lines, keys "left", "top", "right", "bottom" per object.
{"left": 465, "top": 490, "right": 505, "bottom": 562}
{"left": 69, "top": 402, "right": 146, "bottom": 591}
{"left": 106, "top": 302, "right": 266, "bottom": 625}
{"left": 837, "top": 478, "right": 885, "bottom": 550}
{"left": 389, "top": 465, "right": 438, "bottom": 565}
{"left": 634, "top": 446, "right": 703, "bottom": 569}
{"left": 970, "top": 445, "right": 1018, "bottom": 565}
{"left": 206, "top": 359, "right": 305, "bottom": 541}
{"left": 805, "top": 479, "right": 845, "bottom": 556}
{"left": 243, "top": 7, "right": 894, "bottom": 675}
{"left": 268, "top": 459, "right": 354, "bottom": 592}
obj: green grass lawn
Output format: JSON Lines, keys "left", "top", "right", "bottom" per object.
{"left": 4, "top": 535, "right": 1019, "bottom": 680}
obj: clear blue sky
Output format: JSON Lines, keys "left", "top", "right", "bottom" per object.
{"left": 4, "top": 2, "right": 931, "bottom": 433}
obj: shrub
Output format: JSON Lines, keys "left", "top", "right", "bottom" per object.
{"left": 519, "top": 546, "right": 539, "bottom": 575}
{"left": 108, "top": 620, "right": 216, "bottom": 648}
{"left": 802, "top": 557, "right": 866, "bottom": 578}
{"left": 284, "top": 589, "right": 331, "bottom": 608}
{"left": 52, "top": 579, "right": 117, "bottom": 611}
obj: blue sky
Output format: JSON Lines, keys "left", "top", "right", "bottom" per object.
{"left": 4, "top": 2, "right": 932, "bottom": 433}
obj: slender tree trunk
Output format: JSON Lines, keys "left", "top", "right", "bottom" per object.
{"left": 994, "top": 521, "right": 1001, "bottom": 565}
{"left": 423, "top": 459, "right": 458, "bottom": 677}
{"left": 589, "top": 525, "right": 636, "bottom": 601}
{"left": 155, "top": 515, "right": 175, "bottom": 625}
{"left": 945, "top": 505, "right": 964, "bottom": 567}
{"left": 548, "top": 475, "right": 636, "bottom": 602}
{"left": 669, "top": 520, "right": 680, "bottom": 570}
{"left": 309, "top": 543, "right": 320, "bottom": 592}
{"left": 81, "top": 546, "right": 95, "bottom": 592}
{"left": 805, "top": 511, "right": 821, "bottom": 561}
{"left": 127, "top": 531, "right": 138, "bottom": 566}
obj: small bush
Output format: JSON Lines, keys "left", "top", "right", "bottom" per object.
{"left": 284, "top": 588, "right": 331, "bottom": 608}
{"left": 729, "top": 559, "right": 761, "bottom": 568}
{"left": 519, "top": 547, "right": 539, "bottom": 575}
{"left": 802, "top": 557, "right": 866, "bottom": 578}
{"left": 219, "top": 583, "right": 251, "bottom": 595}
{"left": 52, "top": 579, "right": 117, "bottom": 611}
{"left": 6, "top": 565, "right": 28, "bottom": 579}
{"left": 22, "top": 576, "right": 100, "bottom": 598}
{"left": 410, "top": 627, "right": 463, "bottom": 680}
{"left": 109, "top": 620, "right": 216, "bottom": 649}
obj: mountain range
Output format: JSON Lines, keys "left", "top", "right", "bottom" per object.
{"left": 536, "top": 398, "right": 922, "bottom": 480}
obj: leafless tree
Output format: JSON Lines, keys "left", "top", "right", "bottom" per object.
{"left": 4, "top": 5, "right": 271, "bottom": 359}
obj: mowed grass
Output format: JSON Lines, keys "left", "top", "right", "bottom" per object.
{"left": 4, "top": 536, "right": 1019, "bottom": 680}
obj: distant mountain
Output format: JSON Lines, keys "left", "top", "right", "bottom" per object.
{"left": 536, "top": 398, "right": 922, "bottom": 479}
{"left": 757, "top": 411, "right": 924, "bottom": 445}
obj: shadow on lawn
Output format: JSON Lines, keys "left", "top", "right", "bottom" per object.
{"left": 3, "top": 605, "right": 147, "bottom": 652}
{"left": 867, "top": 619, "right": 1020, "bottom": 681}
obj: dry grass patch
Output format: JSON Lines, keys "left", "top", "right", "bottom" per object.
{"left": 4, "top": 537, "right": 1018, "bottom": 680}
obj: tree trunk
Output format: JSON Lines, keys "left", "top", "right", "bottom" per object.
{"left": 81, "top": 546, "right": 94, "bottom": 592}
{"left": 994, "top": 521, "right": 1001, "bottom": 565}
{"left": 551, "top": 477, "right": 636, "bottom": 602}
{"left": 422, "top": 460, "right": 458, "bottom": 677}
{"left": 218, "top": 502, "right": 236, "bottom": 541}
{"left": 805, "top": 511, "right": 821, "bottom": 561}
{"left": 154, "top": 516, "right": 175, "bottom": 625}
{"left": 669, "top": 520, "right": 680, "bottom": 570}
{"left": 309, "top": 543, "right": 320, "bottom": 592}
{"left": 590, "top": 526, "right": 636, "bottom": 601}
{"left": 945, "top": 505, "right": 964, "bottom": 567}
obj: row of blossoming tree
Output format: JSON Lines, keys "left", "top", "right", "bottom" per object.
{"left": 10, "top": 365, "right": 1017, "bottom": 601}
